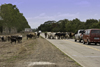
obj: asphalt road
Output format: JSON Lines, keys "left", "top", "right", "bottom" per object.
{"left": 41, "top": 33, "right": 100, "bottom": 67}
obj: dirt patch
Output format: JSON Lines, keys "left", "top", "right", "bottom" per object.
{"left": 0, "top": 33, "right": 81, "bottom": 67}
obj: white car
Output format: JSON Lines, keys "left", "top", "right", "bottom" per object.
{"left": 74, "top": 29, "right": 85, "bottom": 42}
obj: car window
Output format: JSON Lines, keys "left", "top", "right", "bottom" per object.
{"left": 91, "top": 30, "right": 100, "bottom": 34}
{"left": 79, "top": 31, "right": 85, "bottom": 33}
{"left": 87, "top": 30, "right": 90, "bottom": 35}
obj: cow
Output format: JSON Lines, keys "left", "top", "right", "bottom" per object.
{"left": 10, "top": 37, "right": 16, "bottom": 44}
{"left": 10, "top": 35, "right": 22, "bottom": 44}
{"left": 0, "top": 36, "right": 5, "bottom": 41}
{"left": 37, "top": 32, "right": 40, "bottom": 38}
{"left": 44, "top": 32, "right": 47, "bottom": 38}
{"left": 17, "top": 35, "right": 22, "bottom": 43}
{"left": 47, "top": 32, "right": 52, "bottom": 39}
{"left": 65, "top": 32, "right": 70, "bottom": 39}
{"left": 55, "top": 32, "right": 70, "bottom": 39}
{"left": 0, "top": 36, "right": 7, "bottom": 42}
{"left": 27, "top": 33, "right": 36, "bottom": 39}
{"left": 68, "top": 32, "right": 75, "bottom": 39}
{"left": 47, "top": 32, "right": 56, "bottom": 39}
{"left": 55, "top": 32, "right": 62, "bottom": 39}
{"left": 7, "top": 35, "right": 11, "bottom": 41}
{"left": 60, "top": 32, "right": 66, "bottom": 39}
{"left": 51, "top": 32, "right": 56, "bottom": 39}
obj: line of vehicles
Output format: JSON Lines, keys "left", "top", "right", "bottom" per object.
{"left": 74, "top": 29, "right": 100, "bottom": 45}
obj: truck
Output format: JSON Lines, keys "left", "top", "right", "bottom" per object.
{"left": 74, "top": 29, "right": 85, "bottom": 42}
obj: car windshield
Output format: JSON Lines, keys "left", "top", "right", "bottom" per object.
{"left": 91, "top": 30, "right": 100, "bottom": 34}
{"left": 79, "top": 31, "right": 85, "bottom": 33}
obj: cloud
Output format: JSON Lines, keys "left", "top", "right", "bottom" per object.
{"left": 26, "top": 13, "right": 80, "bottom": 28}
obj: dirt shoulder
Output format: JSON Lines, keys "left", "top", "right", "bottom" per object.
{"left": 0, "top": 34, "right": 81, "bottom": 67}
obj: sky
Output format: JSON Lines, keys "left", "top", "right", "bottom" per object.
{"left": 0, "top": 0, "right": 100, "bottom": 29}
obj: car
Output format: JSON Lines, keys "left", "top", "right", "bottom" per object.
{"left": 83, "top": 29, "right": 100, "bottom": 45}
{"left": 74, "top": 29, "right": 85, "bottom": 42}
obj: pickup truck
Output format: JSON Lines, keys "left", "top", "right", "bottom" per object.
{"left": 74, "top": 29, "right": 85, "bottom": 42}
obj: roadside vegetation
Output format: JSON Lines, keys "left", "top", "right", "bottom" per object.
{"left": 0, "top": 4, "right": 30, "bottom": 33}
{"left": 0, "top": 34, "right": 81, "bottom": 67}
{"left": 38, "top": 18, "right": 100, "bottom": 33}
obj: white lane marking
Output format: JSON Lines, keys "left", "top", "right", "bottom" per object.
{"left": 28, "top": 62, "right": 55, "bottom": 67}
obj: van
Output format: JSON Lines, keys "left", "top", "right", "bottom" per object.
{"left": 83, "top": 29, "right": 100, "bottom": 45}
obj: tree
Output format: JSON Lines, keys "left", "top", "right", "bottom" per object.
{"left": 59, "top": 19, "right": 69, "bottom": 32}
{"left": 65, "top": 18, "right": 84, "bottom": 33}
{"left": 85, "top": 19, "right": 98, "bottom": 29}
{"left": 38, "top": 18, "right": 100, "bottom": 33}
{"left": 0, "top": 4, "right": 30, "bottom": 32}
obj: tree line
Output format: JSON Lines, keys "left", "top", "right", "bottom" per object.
{"left": 38, "top": 18, "right": 100, "bottom": 33}
{"left": 0, "top": 4, "right": 30, "bottom": 33}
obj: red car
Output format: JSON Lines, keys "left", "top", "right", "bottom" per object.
{"left": 83, "top": 29, "right": 100, "bottom": 45}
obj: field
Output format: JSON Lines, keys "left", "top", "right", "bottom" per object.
{"left": 0, "top": 33, "right": 81, "bottom": 67}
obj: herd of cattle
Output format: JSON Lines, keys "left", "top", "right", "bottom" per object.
{"left": 0, "top": 32, "right": 40, "bottom": 44}
{"left": 45, "top": 32, "right": 75, "bottom": 39}
{"left": 0, "top": 32, "right": 75, "bottom": 44}
{"left": 0, "top": 34, "right": 23, "bottom": 43}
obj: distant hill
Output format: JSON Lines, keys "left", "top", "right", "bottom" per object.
{"left": 0, "top": 4, "right": 30, "bottom": 33}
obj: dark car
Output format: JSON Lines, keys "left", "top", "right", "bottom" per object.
{"left": 83, "top": 29, "right": 100, "bottom": 45}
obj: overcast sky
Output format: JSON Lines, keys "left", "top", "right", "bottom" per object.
{"left": 0, "top": 0, "right": 100, "bottom": 28}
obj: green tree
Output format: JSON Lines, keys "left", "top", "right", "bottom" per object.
{"left": 0, "top": 4, "right": 30, "bottom": 32}
{"left": 65, "top": 18, "right": 84, "bottom": 33}
{"left": 38, "top": 18, "right": 100, "bottom": 33}
{"left": 58, "top": 19, "right": 69, "bottom": 32}
{"left": 38, "top": 20, "right": 56, "bottom": 32}
{"left": 85, "top": 19, "right": 98, "bottom": 29}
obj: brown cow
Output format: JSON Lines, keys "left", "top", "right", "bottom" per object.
{"left": 27, "top": 32, "right": 36, "bottom": 39}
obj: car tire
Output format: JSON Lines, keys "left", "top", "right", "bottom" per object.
{"left": 75, "top": 39, "right": 77, "bottom": 42}
{"left": 87, "top": 40, "right": 90, "bottom": 45}
{"left": 79, "top": 39, "right": 81, "bottom": 42}
{"left": 95, "top": 43, "right": 97, "bottom": 45}
{"left": 83, "top": 40, "right": 85, "bottom": 44}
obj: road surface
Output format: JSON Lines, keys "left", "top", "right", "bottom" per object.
{"left": 41, "top": 33, "right": 100, "bottom": 67}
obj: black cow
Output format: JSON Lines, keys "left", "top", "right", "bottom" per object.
{"left": 60, "top": 32, "right": 66, "bottom": 39}
{"left": 44, "top": 32, "right": 47, "bottom": 38}
{"left": 27, "top": 33, "right": 36, "bottom": 39}
{"left": 17, "top": 36, "right": 22, "bottom": 42}
{"left": 10, "top": 35, "right": 22, "bottom": 44}
{"left": 55, "top": 32, "right": 66, "bottom": 39}
{"left": 37, "top": 32, "right": 40, "bottom": 38}
{"left": 27, "top": 34, "right": 34, "bottom": 39}
{"left": 11, "top": 37, "right": 16, "bottom": 44}
{"left": 7, "top": 36, "right": 11, "bottom": 41}
{"left": 0, "top": 36, "right": 5, "bottom": 41}
{"left": 55, "top": 32, "right": 61, "bottom": 39}
{"left": 0, "top": 36, "right": 7, "bottom": 42}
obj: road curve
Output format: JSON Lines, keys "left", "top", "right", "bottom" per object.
{"left": 41, "top": 33, "right": 100, "bottom": 67}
